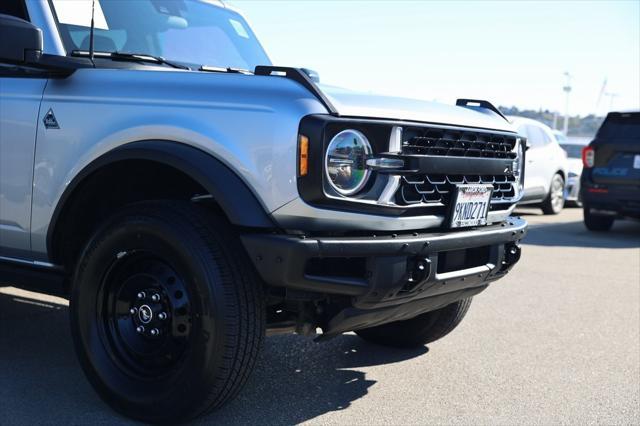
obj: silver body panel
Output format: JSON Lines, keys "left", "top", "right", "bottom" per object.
{"left": 0, "top": 78, "right": 47, "bottom": 258}
{"left": 29, "top": 69, "right": 326, "bottom": 259}
{"left": 1, "top": 0, "right": 520, "bottom": 262}
{"left": 321, "top": 85, "right": 515, "bottom": 133}
{"left": 271, "top": 197, "right": 517, "bottom": 232}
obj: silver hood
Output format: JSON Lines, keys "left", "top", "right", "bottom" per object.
{"left": 319, "top": 84, "right": 516, "bottom": 133}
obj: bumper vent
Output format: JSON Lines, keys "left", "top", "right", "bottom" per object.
{"left": 399, "top": 174, "right": 517, "bottom": 206}
{"left": 402, "top": 128, "right": 517, "bottom": 159}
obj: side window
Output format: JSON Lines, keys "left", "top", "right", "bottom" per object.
{"left": 538, "top": 127, "right": 553, "bottom": 145}
{"left": 0, "top": 1, "right": 29, "bottom": 20}
{"left": 525, "top": 125, "right": 548, "bottom": 149}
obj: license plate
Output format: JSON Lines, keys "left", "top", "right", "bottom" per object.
{"left": 450, "top": 184, "right": 493, "bottom": 228}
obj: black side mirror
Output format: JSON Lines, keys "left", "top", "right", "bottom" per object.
{"left": 0, "top": 14, "right": 43, "bottom": 65}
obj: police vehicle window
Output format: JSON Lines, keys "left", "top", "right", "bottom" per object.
{"left": 597, "top": 113, "right": 640, "bottom": 140}
{"left": 0, "top": 1, "right": 29, "bottom": 20}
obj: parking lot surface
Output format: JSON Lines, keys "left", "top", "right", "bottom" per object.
{"left": 1, "top": 207, "right": 638, "bottom": 425}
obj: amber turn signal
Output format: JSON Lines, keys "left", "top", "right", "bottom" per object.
{"left": 299, "top": 135, "right": 309, "bottom": 176}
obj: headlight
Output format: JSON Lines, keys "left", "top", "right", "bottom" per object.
{"left": 325, "top": 129, "right": 372, "bottom": 196}
{"left": 513, "top": 139, "right": 524, "bottom": 183}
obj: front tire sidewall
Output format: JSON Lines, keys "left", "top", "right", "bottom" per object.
{"left": 71, "top": 213, "right": 227, "bottom": 421}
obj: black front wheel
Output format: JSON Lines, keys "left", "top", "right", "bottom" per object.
{"left": 70, "top": 201, "right": 264, "bottom": 423}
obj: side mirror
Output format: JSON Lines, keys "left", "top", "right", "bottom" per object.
{"left": 0, "top": 14, "right": 43, "bottom": 65}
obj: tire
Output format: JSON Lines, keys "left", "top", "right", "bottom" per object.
{"left": 70, "top": 201, "right": 264, "bottom": 423}
{"left": 583, "top": 205, "right": 615, "bottom": 231}
{"left": 541, "top": 173, "right": 565, "bottom": 215}
{"left": 355, "top": 298, "right": 473, "bottom": 348}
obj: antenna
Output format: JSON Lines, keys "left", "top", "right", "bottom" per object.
{"left": 89, "top": 0, "right": 96, "bottom": 66}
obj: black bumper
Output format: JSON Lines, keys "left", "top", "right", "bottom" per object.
{"left": 581, "top": 178, "right": 640, "bottom": 218}
{"left": 242, "top": 217, "right": 526, "bottom": 320}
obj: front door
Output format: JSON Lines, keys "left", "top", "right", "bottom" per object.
{"left": 0, "top": 74, "right": 47, "bottom": 259}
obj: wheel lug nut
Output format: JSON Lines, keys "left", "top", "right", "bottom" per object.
{"left": 137, "top": 291, "right": 146, "bottom": 300}
{"left": 158, "top": 312, "right": 167, "bottom": 320}
{"left": 151, "top": 293, "right": 161, "bottom": 302}
{"left": 129, "top": 308, "right": 137, "bottom": 315}
{"left": 150, "top": 328, "right": 160, "bottom": 336}
{"left": 136, "top": 325, "right": 145, "bottom": 333}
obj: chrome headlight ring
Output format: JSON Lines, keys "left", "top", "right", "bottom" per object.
{"left": 324, "top": 129, "right": 372, "bottom": 196}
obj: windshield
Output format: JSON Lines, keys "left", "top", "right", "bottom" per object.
{"left": 560, "top": 144, "right": 584, "bottom": 159}
{"left": 50, "top": 0, "right": 271, "bottom": 70}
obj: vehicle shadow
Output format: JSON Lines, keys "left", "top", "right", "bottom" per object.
{"left": 0, "top": 291, "right": 428, "bottom": 425}
{"left": 521, "top": 219, "right": 640, "bottom": 249}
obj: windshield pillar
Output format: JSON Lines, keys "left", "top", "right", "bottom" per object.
{"left": 26, "top": 0, "right": 66, "bottom": 56}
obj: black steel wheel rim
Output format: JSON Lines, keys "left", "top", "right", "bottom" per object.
{"left": 97, "top": 251, "right": 193, "bottom": 378}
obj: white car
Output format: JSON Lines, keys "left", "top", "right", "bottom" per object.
{"left": 509, "top": 117, "right": 568, "bottom": 214}
{"left": 554, "top": 131, "right": 588, "bottom": 206}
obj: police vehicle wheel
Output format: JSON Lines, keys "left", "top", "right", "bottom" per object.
{"left": 583, "top": 205, "right": 615, "bottom": 231}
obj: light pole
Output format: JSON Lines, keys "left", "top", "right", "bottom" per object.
{"left": 562, "top": 72, "right": 572, "bottom": 135}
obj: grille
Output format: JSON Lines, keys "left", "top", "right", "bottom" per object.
{"left": 402, "top": 128, "right": 517, "bottom": 159}
{"left": 398, "top": 174, "right": 517, "bottom": 206}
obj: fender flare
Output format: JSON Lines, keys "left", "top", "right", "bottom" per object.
{"left": 47, "top": 140, "right": 275, "bottom": 256}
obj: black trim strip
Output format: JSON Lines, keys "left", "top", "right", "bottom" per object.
{"left": 383, "top": 154, "right": 515, "bottom": 176}
{"left": 456, "top": 99, "right": 509, "bottom": 122}
{"left": 48, "top": 141, "right": 275, "bottom": 261}
{"left": 254, "top": 65, "right": 338, "bottom": 115}
{"left": 0, "top": 259, "right": 67, "bottom": 296}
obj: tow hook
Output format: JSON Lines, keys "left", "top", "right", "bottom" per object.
{"left": 402, "top": 257, "right": 431, "bottom": 292}
{"left": 503, "top": 242, "right": 522, "bottom": 269}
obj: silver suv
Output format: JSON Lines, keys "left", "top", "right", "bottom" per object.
{"left": 0, "top": 1, "right": 527, "bottom": 422}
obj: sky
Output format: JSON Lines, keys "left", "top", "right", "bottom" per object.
{"left": 230, "top": 0, "right": 640, "bottom": 117}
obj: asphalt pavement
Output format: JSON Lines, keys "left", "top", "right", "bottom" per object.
{"left": 1, "top": 207, "right": 639, "bottom": 425}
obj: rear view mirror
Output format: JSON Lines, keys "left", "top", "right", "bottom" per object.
{"left": 0, "top": 14, "right": 43, "bottom": 65}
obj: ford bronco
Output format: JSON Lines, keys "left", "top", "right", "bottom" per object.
{"left": 0, "top": 0, "right": 527, "bottom": 422}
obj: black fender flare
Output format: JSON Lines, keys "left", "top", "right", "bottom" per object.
{"left": 47, "top": 140, "right": 275, "bottom": 256}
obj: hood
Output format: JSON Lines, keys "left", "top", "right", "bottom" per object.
{"left": 319, "top": 84, "right": 516, "bottom": 133}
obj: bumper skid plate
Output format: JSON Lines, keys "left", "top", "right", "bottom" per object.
{"left": 242, "top": 217, "right": 527, "bottom": 336}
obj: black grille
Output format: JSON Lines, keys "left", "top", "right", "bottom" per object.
{"left": 402, "top": 128, "right": 517, "bottom": 159}
{"left": 398, "top": 174, "right": 516, "bottom": 206}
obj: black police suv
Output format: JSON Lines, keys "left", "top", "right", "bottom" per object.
{"left": 581, "top": 111, "right": 640, "bottom": 231}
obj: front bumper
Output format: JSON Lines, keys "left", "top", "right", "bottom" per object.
{"left": 242, "top": 217, "right": 527, "bottom": 333}
{"left": 565, "top": 176, "right": 581, "bottom": 202}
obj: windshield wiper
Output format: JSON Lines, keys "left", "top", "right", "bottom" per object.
{"left": 71, "top": 50, "right": 191, "bottom": 70}
{"left": 199, "top": 65, "right": 252, "bottom": 75}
